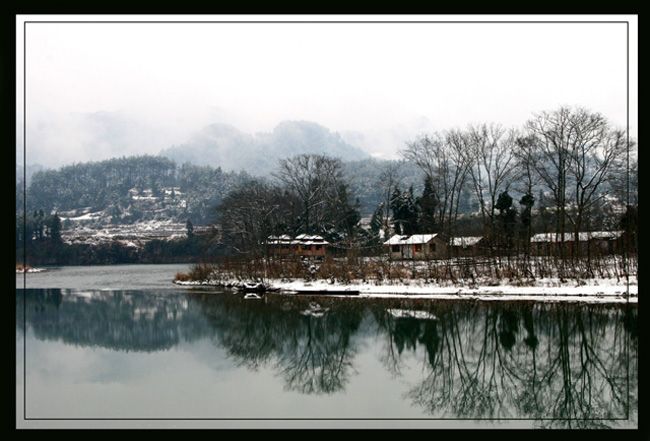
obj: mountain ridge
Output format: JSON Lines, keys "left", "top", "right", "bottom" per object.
{"left": 159, "top": 120, "right": 370, "bottom": 174}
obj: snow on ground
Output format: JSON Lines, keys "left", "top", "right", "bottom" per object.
{"left": 15, "top": 267, "right": 46, "bottom": 273}
{"left": 272, "top": 278, "right": 636, "bottom": 303}
{"left": 60, "top": 220, "right": 194, "bottom": 246}
{"left": 176, "top": 275, "right": 637, "bottom": 304}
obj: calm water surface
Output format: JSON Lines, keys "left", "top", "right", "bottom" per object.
{"left": 16, "top": 265, "right": 638, "bottom": 429}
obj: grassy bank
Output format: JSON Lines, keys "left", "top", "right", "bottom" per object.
{"left": 174, "top": 253, "right": 637, "bottom": 291}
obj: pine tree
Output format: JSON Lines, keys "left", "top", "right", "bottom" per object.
{"left": 390, "top": 187, "right": 418, "bottom": 235}
{"left": 416, "top": 175, "right": 438, "bottom": 233}
{"left": 47, "top": 213, "right": 62, "bottom": 244}
{"left": 370, "top": 203, "right": 385, "bottom": 243}
{"left": 495, "top": 191, "right": 517, "bottom": 250}
{"left": 519, "top": 193, "right": 535, "bottom": 253}
{"left": 186, "top": 218, "right": 195, "bottom": 239}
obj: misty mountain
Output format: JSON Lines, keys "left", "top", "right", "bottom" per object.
{"left": 159, "top": 120, "right": 370, "bottom": 174}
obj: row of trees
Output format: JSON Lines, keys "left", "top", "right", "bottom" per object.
{"left": 395, "top": 105, "right": 634, "bottom": 255}
{"left": 371, "top": 179, "right": 525, "bottom": 250}
{"left": 16, "top": 210, "right": 63, "bottom": 249}
{"left": 17, "top": 105, "right": 636, "bottom": 264}
{"left": 217, "top": 154, "right": 361, "bottom": 255}
{"left": 216, "top": 106, "right": 636, "bottom": 260}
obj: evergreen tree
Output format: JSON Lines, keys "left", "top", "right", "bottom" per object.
{"left": 495, "top": 191, "right": 517, "bottom": 250}
{"left": 47, "top": 213, "right": 62, "bottom": 244}
{"left": 336, "top": 189, "right": 361, "bottom": 240}
{"left": 390, "top": 186, "right": 418, "bottom": 235}
{"left": 389, "top": 188, "right": 403, "bottom": 234}
{"left": 370, "top": 203, "right": 385, "bottom": 243}
{"left": 33, "top": 210, "right": 45, "bottom": 241}
{"left": 519, "top": 193, "right": 535, "bottom": 253}
{"left": 619, "top": 205, "right": 638, "bottom": 254}
{"left": 416, "top": 175, "right": 438, "bottom": 233}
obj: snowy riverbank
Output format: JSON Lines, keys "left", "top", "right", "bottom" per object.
{"left": 175, "top": 276, "right": 637, "bottom": 304}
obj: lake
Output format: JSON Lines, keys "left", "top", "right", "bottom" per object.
{"left": 16, "top": 265, "right": 638, "bottom": 429}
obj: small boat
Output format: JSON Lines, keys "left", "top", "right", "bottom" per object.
{"left": 237, "top": 282, "right": 267, "bottom": 293}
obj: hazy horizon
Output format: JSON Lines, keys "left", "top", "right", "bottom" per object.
{"left": 16, "top": 15, "right": 638, "bottom": 169}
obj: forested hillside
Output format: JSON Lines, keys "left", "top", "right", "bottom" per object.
{"left": 18, "top": 154, "right": 431, "bottom": 225}
{"left": 19, "top": 155, "right": 251, "bottom": 227}
{"left": 16, "top": 153, "right": 417, "bottom": 264}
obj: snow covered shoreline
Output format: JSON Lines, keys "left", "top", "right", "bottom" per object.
{"left": 174, "top": 276, "right": 637, "bottom": 304}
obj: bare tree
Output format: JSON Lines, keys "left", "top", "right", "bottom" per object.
{"left": 400, "top": 130, "right": 470, "bottom": 241}
{"left": 522, "top": 106, "right": 629, "bottom": 255}
{"left": 217, "top": 178, "right": 293, "bottom": 256}
{"left": 513, "top": 134, "right": 543, "bottom": 256}
{"left": 273, "top": 154, "right": 348, "bottom": 235}
{"left": 567, "top": 114, "right": 627, "bottom": 242}
{"left": 444, "top": 129, "right": 472, "bottom": 240}
{"left": 521, "top": 107, "right": 572, "bottom": 253}
{"left": 464, "top": 123, "right": 519, "bottom": 244}
{"left": 377, "top": 160, "right": 404, "bottom": 237}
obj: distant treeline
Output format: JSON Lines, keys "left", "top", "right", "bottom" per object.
{"left": 213, "top": 106, "right": 637, "bottom": 260}
{"left": 16, "top": 105, "right": 639, "bottom": 266}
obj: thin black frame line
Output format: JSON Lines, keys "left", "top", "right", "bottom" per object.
{"left": 22, "top": 18, "right": 27, "bottom": 423}
{"left": 624, "top": 20, "right": 630, "bottom": 422}
{"left": 22, "top": 20, "right": 634, "bottom": 25}
{"left": 18, "top": 17, "right": 636, "bottom": 426}
{"left": 22, "top": 416, "right": 634, "bottom": 421}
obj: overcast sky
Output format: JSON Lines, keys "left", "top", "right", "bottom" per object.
{"left": 16, "top": 15, "right": 638, "bottom": 168}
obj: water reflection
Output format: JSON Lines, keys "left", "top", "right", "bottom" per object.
{"left": 17, "top": 289, "right": 637, "bottom": 426}
{"left": 186, "top": 293, "right": 367, "bottom": 395}
{"left": 384, "top": 301, "right": 637, "bottom": 428}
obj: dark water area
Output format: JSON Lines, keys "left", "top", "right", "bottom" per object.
{"left": 16, "top": 276, "right": 638, "bottom": 429}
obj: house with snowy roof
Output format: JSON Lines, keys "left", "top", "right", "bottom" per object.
{"left": 266, "top": 234, "right": 329, "bottom": 258}
{"left": 448, "top": 236, "right": 486, "bottom": 257}
{"left": 530, "top": 231, "right": 625, "bottom": 255}
{"left": 383, "top": 234, "right": 448, "bottom": 260}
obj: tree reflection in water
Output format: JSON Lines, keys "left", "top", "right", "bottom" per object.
{"left": 381, "top": 301, "right": 637, "bottom": 428}
{"left": 188, "top": 294, "right": 365, "bottom": 395}
{"left": 19, "top": 289, "right": 637, "bottom": 426}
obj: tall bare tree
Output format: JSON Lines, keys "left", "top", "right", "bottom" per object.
{"left": 273, "top": 154, "right": 349, "bottom": 235}
{"left": 522, "top": 106, "right": 629, "bottom": 255}
{"left": 217, "top": 178, "right": 294, "bottom": 256}
{"left": 400, "top": 130, "right": 470, "bottom": 240}
{"left": 464, "top": 123, "right": 519, "bottom": 244}
{"left": 377, "top": 160, "right": 404, "bottom": 237}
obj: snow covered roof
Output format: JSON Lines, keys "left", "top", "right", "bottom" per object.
{"left": 383, "top": 234, "right": 440, "bottom": 246}
{"left": 450, "top": 236, "right": 484, "bottom": 247}
{"left": 268, "top": 234, "right": 292, "bottom": 241}
{"left": 295, "top": 234, "right": 326, "bottom": 241}
{"left": 530, "top": 231, "right": 624, "bottom": 243}
{"left": 266, "top": 235, "right": 329, "bottom": 245}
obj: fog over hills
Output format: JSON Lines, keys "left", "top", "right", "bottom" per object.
{"left": 159, "top": 120, "right": 370, "bottom": 174}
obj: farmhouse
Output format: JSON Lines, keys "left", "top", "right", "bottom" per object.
{"left": 449, "top": 236, "right": 486, "bottom": 257}
{"left": 384, "top": 234, "right": 448, "bottom": 260}
{"left": 530, "top": 231, "right": 625, "bottom": 255}
{"left": 266, "top": 234, "right": 329, "bottom": 258}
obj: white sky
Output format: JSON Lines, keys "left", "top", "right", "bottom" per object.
{"left": 16, "top": 15, "right": 638, "bottom": 168}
